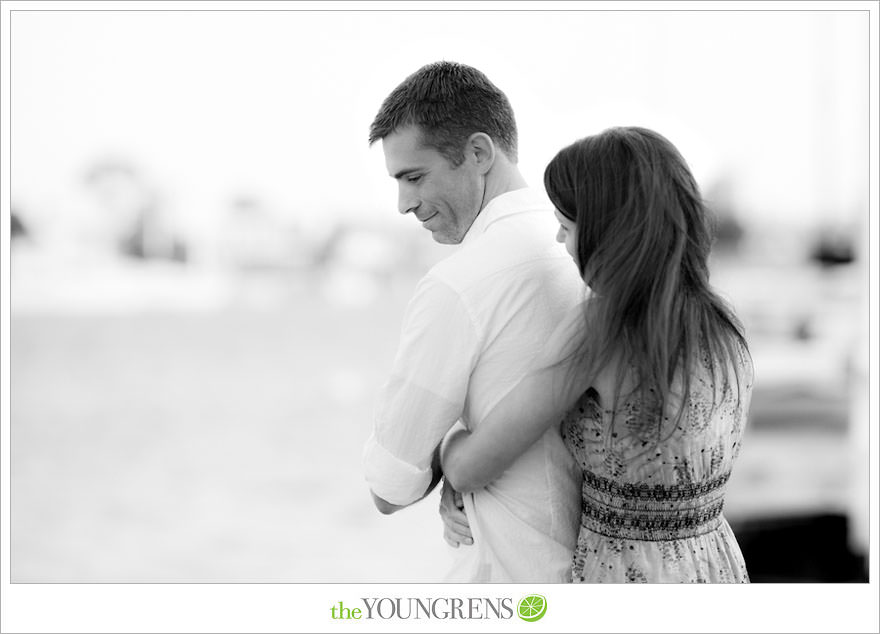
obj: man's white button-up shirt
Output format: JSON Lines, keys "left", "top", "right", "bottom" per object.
{"left": 363, "top": 187, "right": 586, "bottom": 582}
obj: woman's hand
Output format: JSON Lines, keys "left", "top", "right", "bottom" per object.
{"left": 438, "top": 478, "right": 473, "bottom": 547}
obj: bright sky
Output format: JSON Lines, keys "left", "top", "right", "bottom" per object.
{"left": 9, "top": 6, "right": 870, "bottom": 237}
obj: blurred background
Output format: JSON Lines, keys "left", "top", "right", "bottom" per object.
{"left": 7, "top": 7, "right": 871, "bottom": 582}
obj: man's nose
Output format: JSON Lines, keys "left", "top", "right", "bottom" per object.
{"left": 398, "top": 188, "right": 419, "bottom": 215}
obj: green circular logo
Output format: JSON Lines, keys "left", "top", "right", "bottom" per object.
{"left": 517, "top": 594, "right": 547, "bottom": 622}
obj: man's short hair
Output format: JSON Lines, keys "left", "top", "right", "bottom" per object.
{"left": 369, "top": 61, "right": 518, "bottom": 166}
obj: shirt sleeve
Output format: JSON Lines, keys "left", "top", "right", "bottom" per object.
{"left": 363, "top": 274, "right": 480, "bottom": 505}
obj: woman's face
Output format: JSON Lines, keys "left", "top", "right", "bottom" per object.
{"left": 554, "top": 208, "right": 578, "bottom": 264}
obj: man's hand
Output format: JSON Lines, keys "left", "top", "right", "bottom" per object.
{"left": 371, "top": 491, "right": 406, "bottom": 515}
{"left": 439, "top": 478, "right": 473, "bottom": 547}
{"left": 370, "top": 445, "right": 445, "bottom": 515}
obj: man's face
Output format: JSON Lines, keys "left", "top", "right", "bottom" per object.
{"left": 382, "top": 126, "right": 483, "bottom": 244}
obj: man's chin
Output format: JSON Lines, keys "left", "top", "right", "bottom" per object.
{"left": 430, "top": 232, "right": 462, "bottom": 245}
{"left": 427, "top": 226, "right": 466, "bottom": 245}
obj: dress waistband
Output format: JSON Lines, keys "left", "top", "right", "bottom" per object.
{"left": 580, "top": 472, "right": 729, "bottom": 541}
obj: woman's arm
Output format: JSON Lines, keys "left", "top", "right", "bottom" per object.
{"left": 441, "top": 297, "right": 593, "bottom": 493}
{"left": 440, "top": 363, "right": 582, "bottom": 492}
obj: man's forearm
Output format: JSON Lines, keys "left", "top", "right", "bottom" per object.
{"left": 371, "top": 445, "right": 443, "bottom": 514}
{"left": 424, "top": 443, "right": 444, "bottom": 495}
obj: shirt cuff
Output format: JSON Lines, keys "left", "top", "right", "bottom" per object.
{"left": 363, "top": 433, "right": 433, "bottom": 506}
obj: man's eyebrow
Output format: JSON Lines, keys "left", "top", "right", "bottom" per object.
{"left": 391, "top": 168, "right": 422, "bottom": 180}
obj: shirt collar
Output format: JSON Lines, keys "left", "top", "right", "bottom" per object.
{"left": 461, "top": 187, "right": 553, "bottom": 246}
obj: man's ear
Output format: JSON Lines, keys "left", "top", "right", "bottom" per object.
{"left": 466, "top": 132, "right": 496, "bottom": 175}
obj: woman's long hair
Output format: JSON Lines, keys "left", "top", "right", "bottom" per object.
{"left": 544, "top": 127, "right": 750, "bottom": 435}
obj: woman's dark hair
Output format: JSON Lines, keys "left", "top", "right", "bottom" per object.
{"left": 368, "top": 61, "right": 518, "bottom": 166}
{"left": 544, "top": 126, "right": 750, "bottom": 434}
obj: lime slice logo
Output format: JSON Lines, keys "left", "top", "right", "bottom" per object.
{"left": 517, "top": 594, "right": 547, "bottom": 622}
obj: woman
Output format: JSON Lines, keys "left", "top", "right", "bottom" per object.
{"left": 441, "top": 127, "right": 753, "bottom": 583}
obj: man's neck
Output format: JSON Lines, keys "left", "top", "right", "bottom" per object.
{"left": 481, "top": 164, "right": 528, "bottom": 211}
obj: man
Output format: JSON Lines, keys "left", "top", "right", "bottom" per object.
{"left": 362, "top": 61, "right": 584, "bottom": 582}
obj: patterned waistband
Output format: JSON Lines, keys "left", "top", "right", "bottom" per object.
{"left": 580, "top": 472, "right": 730, "bottom": 541}
{"left": 583, "top": 470, "right": 730, "bottom": 501}
{"left": 581, "top": 497, "right": 724, "bottom": 541}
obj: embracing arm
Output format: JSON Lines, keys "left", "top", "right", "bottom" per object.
{"left": 440, "top": 366, "right": 578, "bottom": 493}
{"left": 440, "top": 298, "right": 593, "bottom": 493}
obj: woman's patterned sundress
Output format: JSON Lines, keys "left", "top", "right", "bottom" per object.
{"left": 560, "top": 343, "right": 753, "bottom": 583}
